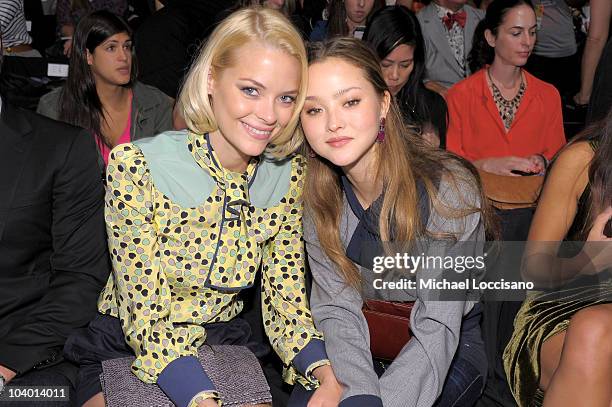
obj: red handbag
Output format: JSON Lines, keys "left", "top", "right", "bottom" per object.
{"left": 362, "top": 299, "right": 415, "bottom": 361}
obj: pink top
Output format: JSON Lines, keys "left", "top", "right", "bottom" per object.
{"left": 97, "top": 94, "right": 133, "bottom": 165}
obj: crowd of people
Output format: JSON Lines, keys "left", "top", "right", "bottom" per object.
{"left": 0, "top": 0, "right": 610, "bottom": 407}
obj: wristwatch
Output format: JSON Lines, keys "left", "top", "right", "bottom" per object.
{"left": 0, "top": 373, "right": 5, "bottom": 394}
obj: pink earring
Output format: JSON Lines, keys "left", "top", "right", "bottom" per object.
{"left": 376, "top": 117, "right": 386, "bottom": 143}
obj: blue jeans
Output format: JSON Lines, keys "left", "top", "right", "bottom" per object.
{"left": 433, "top": 356, "right": 485, "bottom": 407}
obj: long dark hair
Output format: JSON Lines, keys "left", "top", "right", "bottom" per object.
{"left": 468, "top": 0, "right": 534, "bottom": 73}
{"left": 363, "top": 5, "right": 447, "bottom": 145}
{"left": 564, "top": 108, "right": 612, "bottom": 238}
{"left": 327, "top": 0, "right": 384, "bottom": 38}
{"left": 59, "top": 10, "right": 137, "bottom": 146}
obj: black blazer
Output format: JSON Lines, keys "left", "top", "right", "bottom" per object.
{"left": 0, "top": 99, "right": 110, "bottom": 378}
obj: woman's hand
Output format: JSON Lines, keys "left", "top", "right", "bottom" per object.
{"left": 474, "top": 156, "right": 537, "bottom": 176}
{"left": 308, "top": 365, "right": 342, "bottom": 407}
{"left": 0, "top": 365, "right": 16, "bottom": 384}
{"left": 573, "top": 92, "right": 590, "bottom": 106}
{"left": 587, "top": 206, "right": 612, "bottom": 241}
{"left": 526, "top": 154, "right": 547, "bottom": 174}
{"left": 583, "top": 207, "right": 612, "bottom": 274}
{"left": 63, "top": 39, "right": 73, "bottom": 57}
{"left": 60, "top": 24, "right": 74, "bottom": 57}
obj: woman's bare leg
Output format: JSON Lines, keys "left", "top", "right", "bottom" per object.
{"left": 539, "top": 331, "right": 565, "bottom": 390}
{"left": 542, "top": 304, "right": 612, "bottom": 407}
{"left": 82, "top": 392, "right": 105, "bottom": 407}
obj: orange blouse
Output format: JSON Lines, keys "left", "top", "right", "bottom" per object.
{"left": 446, "top": 68, "right": 566, "bottom": 161}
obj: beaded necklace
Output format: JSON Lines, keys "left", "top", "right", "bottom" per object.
{"left": 488, "top": 68, "right": 526, "bottom": 130}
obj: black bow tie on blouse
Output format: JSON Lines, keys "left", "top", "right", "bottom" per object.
{"left": 343, "top": 176, "right": 430, "bottom": 270}
{"left": 188, "top": 132, "right": 262, "bottom": 290}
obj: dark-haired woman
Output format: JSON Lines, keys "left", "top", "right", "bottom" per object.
{"left": 37, "top": 10, "right": 173, "bottom": 165}
{"left": 503, "top": 111, "right": 612, "bottom": 407}
{"left": 300, "top": 37, "right": 492, "bottom": 407}
{"left": 363, "top": 5, "right": 448, "bottom": 147}
{"left": 309, "top": 0, "right": 383, "bottom": 41}
{"left": 446, "top": 0, "right": 565, "bottom": 177}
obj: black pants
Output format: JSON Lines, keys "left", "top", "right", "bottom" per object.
{"left": 64, "top": 313, "right": 298, "bottom": 406}
{"left": 2, "top": 364, "right": 75, "bottom": 407}
{"left": 63, "top": 272, "right": 296, "bottom": 406}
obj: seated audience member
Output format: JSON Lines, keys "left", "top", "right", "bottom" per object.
{"left": 37, "top": 11, "right": 172, "bottom": 165}
{"left": 524, "top": 0, "right": 579, "bottom": 97}
{"left": 63, "top": 7, "right": 340, "bottom": 407}
{"left": 417, "top": 0, "right": 484, "bottom": 96}
{"left": 299, "top": 37, "right": 492, "bottom": 407}
{"left": 574, "top": 0, "right": 611, "bottom": 107}
{"left": 364, "top": 5, "right": 448, "bottom": 147}
{"left": 57, "top": 0, "right": 127, "bottom": 56}
{"left": 504, "top": 109, "right": 612, "bottom": 407}
{"left": 587, "top": 37, "right": 612, "bottom": 124}
{"left": 309, "top": 0, "right": 383, "bottom": 42}
{"left": 446, "top": 0, "right": 566, "bottom": 239}
{"left": 135, "top": 0, "right": 227, "bottom": 99}
{"left": 447, "top": 0, "right": 565, "bottom": 177}
{"left": 0, "top": 29, "right": 110, "bottom": 402}
{"left": 0, "top": 0, "right": 41, "bottom": 57}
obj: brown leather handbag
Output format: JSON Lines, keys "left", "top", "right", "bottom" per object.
{"left": 477, "top": 170, "right": 544, "bottom": 210}
{"left": 362, "top": 299, "right": 415, "bottom": 361}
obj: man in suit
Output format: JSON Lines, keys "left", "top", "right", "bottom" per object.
{"left": 417, "top": 0, "right": 484, "bottom": 96}
{"left": 0, "top": 30, "right": 110, "bottom": 404}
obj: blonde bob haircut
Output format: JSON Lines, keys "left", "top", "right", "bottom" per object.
{"left": 177, "top": 6, "right": 308, "bottom": 159}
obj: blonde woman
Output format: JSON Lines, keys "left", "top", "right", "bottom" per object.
{"left": 64, "top": 7, "right": 340, "bottom": 407}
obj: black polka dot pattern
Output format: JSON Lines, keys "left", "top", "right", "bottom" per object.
{"left": 98, "top": 134, "right": 324, "bottom": 388}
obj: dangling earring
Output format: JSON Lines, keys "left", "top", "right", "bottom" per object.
{"left": 308, "top": 147, "right": 317, "bottom": 158}
{"left": 376, "top": 117, "right": 386, "bottom": 143}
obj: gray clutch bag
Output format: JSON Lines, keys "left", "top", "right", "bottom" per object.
{"left": 100, "top": 345, "right": 273, "bottom": 407}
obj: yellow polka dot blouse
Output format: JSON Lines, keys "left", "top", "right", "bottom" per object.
{"left": 97, "top": 131, "right": 328, "bottom": 389}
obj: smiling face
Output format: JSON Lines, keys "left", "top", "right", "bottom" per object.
{"left": 381, "top": 44, "right": 415, "bottom": 96}
{"left": 208, "top": 41, "right": 300, "bottom": 171}
{"left": 301, "top": 57, "right": 390, "bottom": 170}
{"left": 87, "top": 32, "right": 132, "bottom": 86}
{"left": 487, "top": 4, "right": 537, "bottom": 67}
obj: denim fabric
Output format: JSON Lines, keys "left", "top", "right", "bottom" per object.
{"left": 434, "top": 356, "right": 485, "bottom": 407}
